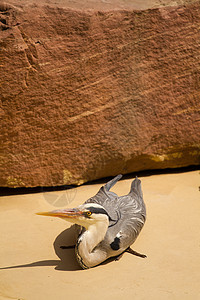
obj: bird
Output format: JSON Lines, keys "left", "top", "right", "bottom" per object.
{"left": 37, "top": 174, "right": 146, "bottom": 269}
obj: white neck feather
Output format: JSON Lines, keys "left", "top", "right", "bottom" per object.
{"left": 76, "top": 218, "right": 109, "bottom": 269}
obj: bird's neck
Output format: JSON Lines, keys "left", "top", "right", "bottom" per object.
{"left": 76, "top": 220, "right": 109, "bottom": 269}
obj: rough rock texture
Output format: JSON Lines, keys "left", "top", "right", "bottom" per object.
{"left": 0, "top": 0, "right": 200, "bottom": 187}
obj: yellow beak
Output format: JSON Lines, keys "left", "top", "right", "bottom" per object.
{"left": 36, "top": 208, "right": 83, "bottom": 219}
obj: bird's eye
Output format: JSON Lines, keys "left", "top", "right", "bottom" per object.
{"left": 86, "top": 211, "right": 92, "bottom": 217}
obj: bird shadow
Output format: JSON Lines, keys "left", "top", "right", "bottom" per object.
{"left": 0, "top": 226, "right": 82, "bottom": 272}
{"left": 53, "top": 225, "right": 82, "bottom": 271}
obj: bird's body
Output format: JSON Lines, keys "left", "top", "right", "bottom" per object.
{"left": 37, "top": 175, "right": 146, "bottom": 269}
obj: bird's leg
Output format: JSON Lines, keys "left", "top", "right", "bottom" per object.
{"left": 115, "top": 247, "right": 146, "bottom": 261}
{"left": 125, "top": 247, "right": 147, "bottom": 258}
{"left": 60, "top": 245, "right": 75, "bottom": 249}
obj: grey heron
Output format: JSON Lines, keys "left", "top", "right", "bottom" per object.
{"left": 37, "top": 174, "right": 146, "bottom": 269}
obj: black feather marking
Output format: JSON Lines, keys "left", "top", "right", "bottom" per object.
{"left": 110, "top": 237, "right": 120, "bottom": 251}
{"left": 86, "top": 206, "right": 114, "bottom": 221}
{"left": 87, "top": 206, "right": 109, "bottom": 216}
{"left": 108, "top": 210, "right": 121, "bottom": 227}
{"left": 86, "top": 206, "right": 120, "bottom": 224}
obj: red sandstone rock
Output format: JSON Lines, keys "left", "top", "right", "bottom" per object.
{"left": 0, "top": 1, "right": 200, "bottom": 187}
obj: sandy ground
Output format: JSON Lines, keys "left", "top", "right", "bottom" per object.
{"left": 0, "top": 170, "right": 200, "bottom": 300}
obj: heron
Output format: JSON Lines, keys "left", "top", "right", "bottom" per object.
{"left": 37, "top": 174, "right": 146, "bottom": 269}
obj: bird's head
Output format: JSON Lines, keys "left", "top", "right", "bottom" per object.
{"left": 36, "top": 203, "right": 110, "bottom": 229}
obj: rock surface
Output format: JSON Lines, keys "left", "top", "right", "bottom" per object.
{"left": 0, "top": 0, "right": 200, "bottom": 187}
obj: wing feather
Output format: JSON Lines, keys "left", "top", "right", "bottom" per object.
{"left": 85, "top": 175, "right": 146, "bottom": 254}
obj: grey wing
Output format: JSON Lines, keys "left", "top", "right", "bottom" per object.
{"left": 100, "top": 177, "right": 146, "bottom": 254}
{"left": 86, "top": 175, "right": 146, "bottom": 254}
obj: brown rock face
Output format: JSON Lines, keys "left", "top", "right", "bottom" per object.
{"left": 0, "top": 1, "right": 200, "bottom": 187}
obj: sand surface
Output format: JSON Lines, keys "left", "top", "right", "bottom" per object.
{"left": 0, "top": 170, "right": 200, "bottom": 299}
